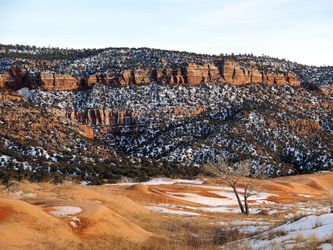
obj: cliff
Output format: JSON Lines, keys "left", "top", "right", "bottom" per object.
{"left": 217, "top": 60, "right": 300, "bottom": 86}
{"left": 0, "top": 65, "right": 82, "bottom": 91}
{"left": 66, "top": 106, "right": 208, "bottom": 127}
{"left": 101, "top": 60, "right": 300, "bottom": 87}
{"left": 67, "top": 109, "right": 139, "bottom": 126}
{"left": 0, "top": 59, "right": 300, "bottom": 91}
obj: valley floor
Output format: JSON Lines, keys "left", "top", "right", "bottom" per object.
{"left": 1, "top": 172, "right": 333, "bottom": 249}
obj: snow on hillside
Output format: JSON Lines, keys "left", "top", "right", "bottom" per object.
{"left": 235, "top": 213, "right": 333, "bottom": 250}
{"left": 23, "top": 81, "right": 333, "bottom": 175}
{"left": 2, "top": 44, "right": 333, "bottom": 182}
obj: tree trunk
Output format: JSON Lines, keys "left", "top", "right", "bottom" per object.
{"left": 244, "top": 196, "right": 249, "bottom": 215}
{"left": 232, "top": 187, "right": 245, "bottom": 214}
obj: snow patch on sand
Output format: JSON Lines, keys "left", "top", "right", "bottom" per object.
{"left": 109, "top": 178, "right": 204, "bottom": 186}
{"left": 162, "top": 189, "right": 275, "bottom": 207}
{"left": 144, "top": 206, "right": 201, "bottom": 216}
{"left": 49, "top": 206, "right": 82, "bottom": 217}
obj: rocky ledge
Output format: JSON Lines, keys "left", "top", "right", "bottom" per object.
{"left": 0, "top": 59, "right": 300, "bottom": 91}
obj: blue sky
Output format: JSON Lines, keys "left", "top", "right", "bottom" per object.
{"left": 1, "top": 0, "right": 332, "bottom": 66}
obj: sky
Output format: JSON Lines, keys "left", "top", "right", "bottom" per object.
{"left": 0, "top": 0, "right": 332, "bottom": 66}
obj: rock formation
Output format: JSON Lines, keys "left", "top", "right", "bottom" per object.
{"left": 0, "top": 59, "right": 300, "bottom": 91}
{"left": 37, "top": 72, "right": 81, "bottom": 91}
{"left": 217, "top": 60, "right": 300, "bottom": 86}
{"left": 0, "top": 65, "right": 29, "bottom": 90}
{"left": 67, "top": 109, "right": 139, "bottom": 126}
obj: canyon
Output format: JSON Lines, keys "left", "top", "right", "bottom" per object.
{"left": 1, "top": 44, "right": 333, "bottom": 183}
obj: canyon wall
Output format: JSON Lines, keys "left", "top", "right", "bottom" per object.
{"left": 0, "top": 59, "right": 300, "bottom": 91}
{"left": 66, "top": 109, "right": 139, "bottom": 126}
{"left": 66, "top": 106, "right": 208, "bottom": 127}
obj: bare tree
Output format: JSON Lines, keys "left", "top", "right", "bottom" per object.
{"left": 204, "top": 158, "right": 267, "bottom": 215}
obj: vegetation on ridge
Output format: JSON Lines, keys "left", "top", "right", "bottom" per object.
{"left": 0, "top": 44, "right": 333, "bottom": 184}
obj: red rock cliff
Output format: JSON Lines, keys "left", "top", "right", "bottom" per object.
{"left": 82, "top": 60, "right": 300, "bottom": 87}
{"left": 217, "top": 60, "right": 300, "bottom": 86}
{"left": 0, "top": 59, "right": 300, "bottom": 91}
{"left": 66, "top": 109, "right": 139, "bottom": 126}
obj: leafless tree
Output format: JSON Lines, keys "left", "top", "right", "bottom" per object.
{"left": 204, "top": 158, "right": 267, "bottom": 215}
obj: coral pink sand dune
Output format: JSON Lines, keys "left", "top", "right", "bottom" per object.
{"left": 0, "top": 190, "right": 152, "bottom": 249}
{"left": 1, "top": 172, "right": 333, "bottom": 248}
{"left": 264, "top": 172, "right": 333, "bottom": 195}
{"left": 0, "top": 196, "right": 78, "bottom": 248}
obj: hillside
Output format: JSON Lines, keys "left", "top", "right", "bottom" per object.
{"left": 0, "top": 89, "right": 199, "bottom": 184}
{"left": 1, "top": 44, "right": 333, "bottom": 181}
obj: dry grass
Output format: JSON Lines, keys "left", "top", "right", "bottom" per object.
{"left": 307, "top": 234, "right": 321, "bottom": 250}
{"left": 134, "top": 210, "right": 255, "bottom": 249}
{"left": 294, "top": 233, "right": 305, "bottom": 245}
{"left": 291, "top": 233, "right": 322, "bottom": 250}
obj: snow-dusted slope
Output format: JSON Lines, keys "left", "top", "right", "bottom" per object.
{"left": 2, "top": 44, "right": 333, "bottom": 179}
{"left": 239, "top": 213, "right": 333, "bottom": 249}
{"left": 23, "top": 81, "right": 333, "bottom": 175}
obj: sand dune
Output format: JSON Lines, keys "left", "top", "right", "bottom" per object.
{"left": 0, "top": 196, "right": 78, "bottom": 248}
{"left": 0, "top": 186, "right": 152, "bottom": 249}
{"left": 264, "top": 172, "right": 333, "bottom": 196}
{"left": 1, "top": 172, "right": 333, "bottom": 248}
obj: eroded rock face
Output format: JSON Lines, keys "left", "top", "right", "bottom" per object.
{"left": 37, "top": 72, "right": 80, "bottom": 91}
{"left": 114, "top": 60, "right": 300, "bottom": 87}
{"left": 67, "top": 109, "right": 139, "bottom": 126}
{"left": 0, "top": 67, "right": 84, "bottom": 91}
{"left": 0, "top": 59, "right": 300, "bottom": 91}
{"left": 65, "top": 106, "right": 209, "bottom": 127}
{"left": 0, "top": 65, "right": 29, "bottom": 90}
{"left": 217, "top": 59, "right": 300, "bottom": 86}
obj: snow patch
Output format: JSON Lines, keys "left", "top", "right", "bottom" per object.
{"left": 17, "top": 87, "right": 32, "bottom": 99}
{"left": 144, "top": 206, "right": 201, "bottom": 216}
{"left": 241, "top": 213, "right": 333, "bottom": 249}
{"left": 109, "top": 178, "right": 204, "bottom": 186}
{"left": 49, "top": 206, "right": 82, "bottom": 217}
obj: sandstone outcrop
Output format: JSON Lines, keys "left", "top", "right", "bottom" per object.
{"left": 0, "top": 66, "right": 85, "bottom": 91}
{"left": 65, "top": 106, "right": 209, "bottom": 127}
{"left": 37, "top": 72, "right": 81, "bottom": 91}
{"left": 67, "top": 109, "right": 139, "bottom": 126}
{"left": 0, "top": 59, "right": 300, "bottom": 91}
{"left": 217, "top": 60, "right": 300, "bottom": 86}
{"left": 0, "top": 65, "right": 30, "bottom": 90}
